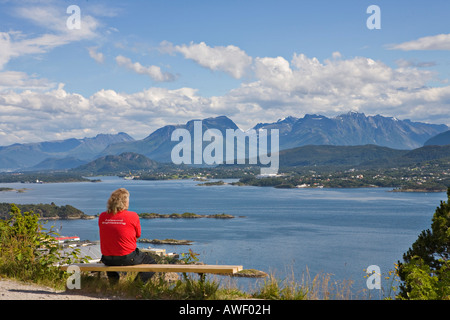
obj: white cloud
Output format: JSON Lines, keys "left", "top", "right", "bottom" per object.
{"left": 0, "top": 71, "right": 55, "bottom": 91}
{"left": 389, "top": 33, "right": 450, "bottom": 51}
{"left": 88, "top": 47, "right": 105, "bottom": 64}
{"left": 1, "top": 58, "right": 450, "bottom": 146}
{"left": 0, "top": 83, "right": 215, "bottom": 144}
{"left": 253, "top": 56, "right": 293, "bottom": 90}
{"left": 217, "top": 52, "right": 447, "bottom": 129}
{"left": 0, "top": 4, "right": 100, "bottom": 70}
{"left": 0, "top": 83, "right": 95, "bottom": 144}
{"left": 248, "top": 53, "right": 431, "bottom": 99}
{"left": 168, "top": 41, "right": 253, "bottom": 79}
{"left": 332, "top": 51, "right": 342, "bottom": 59}
{"left": 115, "top": 55, "right": 176, "bottom": 82}
{"left": 14, "top": 5, "right": 99, "bottom": 40}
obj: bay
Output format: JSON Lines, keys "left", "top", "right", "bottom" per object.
{"left": 0, "top": 176, "right": 446, "bottom": 297}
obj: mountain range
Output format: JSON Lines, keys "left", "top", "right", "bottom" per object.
{"left": 255, "top": 112, "right": 448, "bottom": 150}
{"left": 0, "top": 132, "right": 134, "bottom": 171}
{"left": 0, "top": 112, "right": 448, "bottom": 172}
{"left": 99, "top": 115, "right": 239, "bottom": 163}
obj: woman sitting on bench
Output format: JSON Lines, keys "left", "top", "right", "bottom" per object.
{"left": 98, "top": 188, "right": 157, "bottom": 284}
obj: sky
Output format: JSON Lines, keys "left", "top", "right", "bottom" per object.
{"left": 1, "top": 0, "right": 450, "bottom": 144}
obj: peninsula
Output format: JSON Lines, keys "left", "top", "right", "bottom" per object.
{"left": 0, "top": 203, "right": 94, "bottom": 220}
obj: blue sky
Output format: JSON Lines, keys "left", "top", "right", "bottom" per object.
{"left": 1, "top": 0, "right": 450, "bottom": 144}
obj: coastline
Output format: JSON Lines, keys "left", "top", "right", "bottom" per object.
{"left": 138, "top": 212, "right": 235, "bottom": 219}
{"left": 38, "top": 212, "right": 236, "bottom": 220}
{"left": 1, "top": 173, "right": 447, "bottom": 194}
{"left": 38, "top": 215, "right": 96, "bottom": 220}
{"left": 390, "top": 188, "right": 447, "bottom": 193}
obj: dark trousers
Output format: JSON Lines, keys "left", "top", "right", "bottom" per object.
{"left": 101, "top": 248, "right": 157, "bottom": 284}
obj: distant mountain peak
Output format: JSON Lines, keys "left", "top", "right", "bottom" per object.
{"left": 186, "top": 115, "right": 238, "bottom": 128}
{"left": 254, "top": 112, "right": 448, "bottom": 150}
{"left": 336, "top": 111, "right": 367, "bottom": 119}
{"left": 276, "top": 116, "right": 298, "bottom": 123}
{"left": 90, "top": 132, "right": 134, "bottom": 141}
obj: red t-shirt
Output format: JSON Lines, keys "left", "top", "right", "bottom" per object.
{"left": 98, "top": 210, "right": 141, "bottom": 256}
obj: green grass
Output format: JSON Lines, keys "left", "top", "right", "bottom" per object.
{"left": 56, "top": 267, "right": 356, "bottom": 300}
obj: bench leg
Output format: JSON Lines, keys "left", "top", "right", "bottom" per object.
{"left": 198, "top": 273, "right": 206, "bottom": 297}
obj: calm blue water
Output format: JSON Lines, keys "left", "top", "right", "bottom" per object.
{"left": 0, "top": 176, "right": 446, "bottom": 297}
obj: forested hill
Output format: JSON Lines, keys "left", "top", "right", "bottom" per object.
{"left": 278, "top": 144, "right": 450, "bottom": 168}
{"left": 72, "top": 152, "right": 160, "bottom": 174}
{"left": 0, "top": 203, "right": 92, "bottom": 220}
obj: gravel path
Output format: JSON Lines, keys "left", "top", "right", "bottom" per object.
{"left": 0, "top": 278, "right": 119, "bottom": 300}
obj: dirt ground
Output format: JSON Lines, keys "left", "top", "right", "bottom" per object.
{"left": 0, "top": 278, "right": 119, "bottom": 300}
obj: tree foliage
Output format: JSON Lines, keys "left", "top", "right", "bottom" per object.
{"left": 0, "top": 204, "right": 87, "bottom": 286}
{"left": 0, "top": 202, "right": 86, "bottom": 219}
{"left": 397, "top": 188, "right": 450, "bottom": 299}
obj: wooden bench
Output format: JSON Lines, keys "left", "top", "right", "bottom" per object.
{"left": 60, "top": 263, "right": 244, "bottom": 294}
{"left": 60, "top": 263, "right": 243, "bottom": 275}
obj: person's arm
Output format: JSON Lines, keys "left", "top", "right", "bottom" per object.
{"left": 135, "top": 213, "right": 141, "bottom": 239}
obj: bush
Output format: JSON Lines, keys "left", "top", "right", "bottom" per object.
{"left": 0, "top": 204, "right": 86, "bottom": 288}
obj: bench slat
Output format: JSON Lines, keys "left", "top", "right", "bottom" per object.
{"left": 60, "top": 263, "right": 243, "bottom": 275}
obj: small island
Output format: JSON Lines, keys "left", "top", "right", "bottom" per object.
{"left": 0, "top": 203, "right": 235, "bottom": 221}
{"left": 196, "top": 180, "right": 227, "bottom": 186}
{"left": 138, "top": 238, "right": 193, "bottom": 245}
{"left": 0, "top": 187, "right": 28, "bottom": 193}
{"left": 138, "top": 212, "right": 235, "bottom": 219}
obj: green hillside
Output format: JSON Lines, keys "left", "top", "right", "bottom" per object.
{"left": 424, "top": 130, "right": 450, "bottom": 146}
{"left": 0, "top": 202, "right": 89, "bottom": 220}
{"left": 279, "top": 144, "right": 407, "bottom": 167}
{"left": 278, "top": 144, "right": 450, "bottom": 169}
{"left": 72, "top": 152, "right": 159, "bottom": 174}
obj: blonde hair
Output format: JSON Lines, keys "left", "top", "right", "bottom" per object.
{"left": 106, "top": 188, "right": 130, "bottom": 214}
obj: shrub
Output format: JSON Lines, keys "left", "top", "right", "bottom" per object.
{"left": 0, "top": 204, "right": 86, "bottom": 288}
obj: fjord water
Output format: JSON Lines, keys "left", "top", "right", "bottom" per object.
{"left": 0, "top": 176, "right": 446, "bottom": 296}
